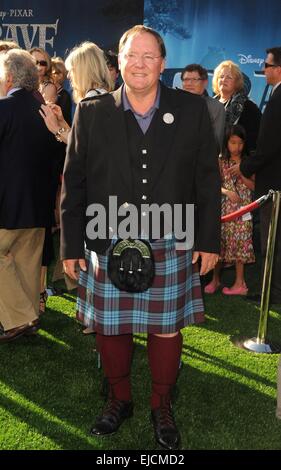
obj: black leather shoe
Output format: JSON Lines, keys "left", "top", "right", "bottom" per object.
{"left": 0, "top": 319, "right": 40, "bottom": 344}
{"left": 90, "top": 399, "right": 133, "bottom": 436}
{"left": 151, "top": 405, "right": 180, "bottom": 450}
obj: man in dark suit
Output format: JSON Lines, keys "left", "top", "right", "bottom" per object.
{"left": 61, "top": 25, "right": 221, "bottom": 449}
{"left": 231, "top": 46, "right": 281, "bottom": 304}
{"left": 181, "top": 63, "right": 225, "bottom": 153}
{"left": 0, "top": 49, "right": 54, "bottom": 343}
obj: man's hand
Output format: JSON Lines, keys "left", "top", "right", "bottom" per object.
{"left": 192, "top": 251, "right": 219, "bottom": 275}
{"left": 63, "top": 259, "right": 87, "bottom": 280}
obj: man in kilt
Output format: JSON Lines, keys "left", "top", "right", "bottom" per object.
{"left": 60, "top": 25, "right": 221, "bottom": 450}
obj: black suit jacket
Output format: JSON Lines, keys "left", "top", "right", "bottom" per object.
{"left": 240, "top": 83, "right": 281, "bottom": 198}
{"left": 238, "top": 99, "right": 261, "bottom": 154}
{"left": 57, "top": 88, "right": 72, "bottom": 126}
{"left": 0, "top": 89, "right": 54, "bottom": 229}
{"left": 61, "top": 83, "right": 221, "bottom": 258}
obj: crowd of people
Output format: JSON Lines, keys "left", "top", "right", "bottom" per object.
{"left": 0, "top": 28, "right": 281, "bottom": 450}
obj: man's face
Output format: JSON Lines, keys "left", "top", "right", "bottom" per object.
{"left": 263, "top": 53, "right": 281, "bottom": 86}
{"left": 119, "top": 32, "right": 165, "bottom": 95}
{"left": 182, "top": 71, "right": 207, "bottom": 95}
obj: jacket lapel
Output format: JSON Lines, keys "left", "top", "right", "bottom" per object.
{"left": 105, "top": 86, "right": 133, "bottom": 196}
{"left": 150, "top": 84, "right": 180, "bottom": 189}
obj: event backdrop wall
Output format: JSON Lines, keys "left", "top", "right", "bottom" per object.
{"left": 0, "top": 0, "right": 144, "bottom": 57}
{"left": 144, "top": 0, "right": 281, "bottom": 110}
{"left": 1, "top": 0, "right": 280, "bottom": 110}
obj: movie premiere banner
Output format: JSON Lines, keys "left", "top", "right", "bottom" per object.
{"left": 0, "top": 0, "right": 144, "bottom": 57}
{"left": 1, "top": 0, "right": 281, "bottom": 110}
{"left": 144, "top": 0, "right": 281, "bottom": 110}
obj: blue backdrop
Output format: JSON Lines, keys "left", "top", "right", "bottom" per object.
{"left": 1, "top": 0, "right": 280, "bottom": 109}
{"left": 0, "top": 0, "right": 144, "bottom": 56}
{"left": 144, "top": 0, "right": 281, "bottom": 110}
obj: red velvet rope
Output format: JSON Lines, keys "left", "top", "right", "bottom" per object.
{"left": 221, "top": 193, "right": 272, "bottom": 223}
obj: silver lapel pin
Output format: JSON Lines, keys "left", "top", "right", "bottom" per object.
{"left": 163, "top": 112, "right": 174, "bottom": 124}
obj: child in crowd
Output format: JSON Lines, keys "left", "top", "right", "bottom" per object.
{"left": 204, "top": 124, "right": 255, "bottom": 295}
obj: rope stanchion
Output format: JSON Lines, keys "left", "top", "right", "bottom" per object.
{"left": 221, "top": 191, "right": 272, "bottom": 223}
{"left": 228, "top": 190, "right": 281, "bottom": 353}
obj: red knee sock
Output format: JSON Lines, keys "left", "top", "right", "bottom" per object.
{"left": 96, "top": 333, "right": 133, "bottom": 401}
{"left": 147, "top": 332, "right": 183, "bottom": 409}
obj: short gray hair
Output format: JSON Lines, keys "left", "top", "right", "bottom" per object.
{"left": 0, "top": 49, "right": 39, "bottom": 91}
{"left": 119, "top": 25, "right": 166, "bottom": 58}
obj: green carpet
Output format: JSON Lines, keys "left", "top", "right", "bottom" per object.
{"left": 0, "top": 261, "right": 280, "bottom": 450}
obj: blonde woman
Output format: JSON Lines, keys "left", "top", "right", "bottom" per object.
{"left": 40, "top": 41, "right": 113, "bottom": 144}
{"left": 212, "top": 60, "right": 261, "bottom": 154}
{"left": 30, "top": 47, "right": 57, "bottom": 104}
{"left": 40, "top": 42, "right": 113, "bottom": 331}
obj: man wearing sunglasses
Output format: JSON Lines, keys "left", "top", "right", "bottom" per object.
{"left": 230, "top": 46, "right": 281, "bottom": 305}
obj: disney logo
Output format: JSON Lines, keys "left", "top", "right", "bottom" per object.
{"left": 238, "top": 54, "right": 264, "bottom": 67}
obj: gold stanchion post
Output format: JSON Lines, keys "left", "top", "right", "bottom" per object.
{"left": 235, "top": 190, "right": 281, "bottom": 353}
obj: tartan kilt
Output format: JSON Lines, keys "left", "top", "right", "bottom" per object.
{"left": 76, "top": 237, "right": 205, "bottom": 335}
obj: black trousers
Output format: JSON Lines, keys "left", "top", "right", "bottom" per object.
{"left": 260, "top": 201, "right": 281, "bottom": 303}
